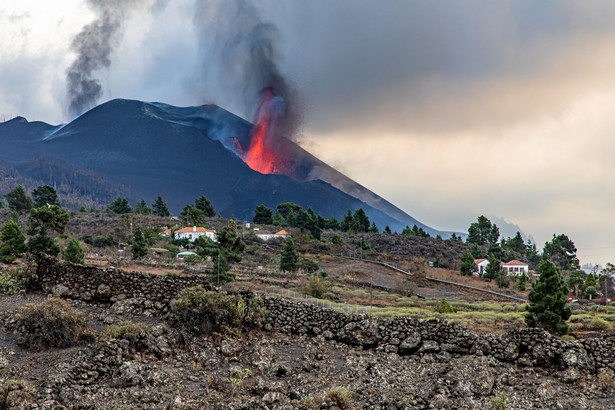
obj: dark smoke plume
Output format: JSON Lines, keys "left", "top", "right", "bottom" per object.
{"left": 66, "top": 0, "right": 145, "bottom": 118}
{"left": 194, "top": 0, "right": 300, "bottom": 137}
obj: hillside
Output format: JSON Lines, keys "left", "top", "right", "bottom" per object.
{"left": 0, "top": 99, "right": 442, "bottom": 235}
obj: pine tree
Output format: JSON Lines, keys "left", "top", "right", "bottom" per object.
{"left": 0, "top": 220, "right": 27, "bottom": 263}
{"left": 459, "top": 251, "right": 477, "bottom": 276}
{"left": 151, "top": 195, "right": 170, "bottom": 217}
{"left": 27, "top": 205, "right": 70, "bottom": 260}
{"left": 106, "top": 197, "right": 132, "bottom": 214}
{"left": 583, "top": 272, "right": 597, "bottom": 299}
{"left": 131, "top": 225, "right": 149, "bottom": 259}
{"left": 525, "top": 260, "right": 572, "bottom": 335}
{"left": 63, "top": 239, "right": 85, "bottom": 264}
{"left": 384, "top": 226, "right": 391, "bottom": 234}
{"left": 195, "top": 195, "right": 216, "bottom": 217}
{"left": 280, "top": 237, "right": 299, "bottom": 272}
{"left": 272, "top": 210, "right": 287, "bottom": 226}
{"left": 134, "top": 199, "right": 152, "bottom": 215}
{"left": 5, "top": 186, "right": 33, "bottom": 213}
{"left": 253, "top": 204, "right": 273, "bottom": 224}
{"left": 196, "top": 219, "right": 245, "bottom": 284}
{"left": 483, "top": 254, "right": 501, "bottom": 281}
{"left": 32, "top": 185, "right": 60, "bottom": 208}
{"left": 515, "top": 272, "right": 528, "bottom": 291}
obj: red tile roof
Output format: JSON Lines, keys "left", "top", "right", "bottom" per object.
{"left": 175, "top": 226, "right": 216, "bottom": 233}
{"left": 474, "top": 258, "right": 487, "bottom": 264}
{"left": 275, "top": 230, "right": 289, "bottom": 236}
{"left": 502, "top": 260, "right": 528, "bottom": 266}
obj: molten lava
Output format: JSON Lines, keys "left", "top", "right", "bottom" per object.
{"left": 244, "top": 87, "right": 290, "bottom": 175}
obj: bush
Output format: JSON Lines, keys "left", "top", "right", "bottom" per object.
{"left": 0, "top": 271, "right": 24, "bottom": 295}
{"left": 15, "top": 298, "right": 95, "bottom": 349}
{"left": 588, "top": 318, "right": 612, "bottom": 332}
{"left": 101, "top": 321, "right": 149, "bottom": 342}
{"left": 303, "top": 276, "right": 330, "bottom": 299}
{"left": 299, "top": 257, "right": 319, "bottom": 273}
{"left": 328, "top": 386, "right": 354, "bottom": 410}
{"left": 433, "top": 299, "right": 457, "bottom": 314}
{"left": 169, "top": 286, "right": 264, "bottom": 338}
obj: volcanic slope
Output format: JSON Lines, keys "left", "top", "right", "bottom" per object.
{"left": 0, "top": 99, "right": 440, "bottom": 234}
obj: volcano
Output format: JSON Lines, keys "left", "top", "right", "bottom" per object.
{"left": 0, "top": 98, "right": 445, "bottom": 235}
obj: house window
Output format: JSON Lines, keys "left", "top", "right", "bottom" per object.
{"left": 188, "top": 234, "right": 192, "bottom": 240}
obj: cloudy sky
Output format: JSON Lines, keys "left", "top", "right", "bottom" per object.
{"left": 2, "top": 0, "right": 615, "bottom": 264}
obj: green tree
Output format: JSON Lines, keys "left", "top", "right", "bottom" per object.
{"left": 352, "top": 208, "right": 370, "bottom": 232}
{"left": 27, "top": 205, "right": 70, "bottom": 260}
{"left": 272, "top": 210, "right": 287, "bottom": 226}
{"left": 368, "top": 222, "right": 379, "bottom": 233}
{"left": 32, "top": 185, "right": 60, "bottom": 208}
{"left": 525, "top": 239, "right": 541, "bottom": 264}
{"left": 196, "top": 219, "right": 245, "bottom": 284}
{"left": 470, "top": 243, "right": 483, "bottom": 259}
{"left": 340, "top": 210, "right": 353, "bottom": 232}
{"left": 566, "top": 270, "right": 585, "bottom": 299}
{"left": 5, "top": 186, "right": 33, "bottom": 213}
{"left": 515, "top": 272, "right": 528, "bottom": 291}
{"left": 585, "top": 286, "right": 598, "bottom": 300}
{"left": 180, "top": 204, "right": 205, "bottom": 226}
{"left": 151, "top": 195, "right": 170, "bottom": 217}
{"left": 195, "top": 195, "right": 216, "bottom": 217}
{"left": 79, "top": 206, "right": 87, "bottom": 213}
{"left": 253, "top": 204, "right": 273, "bottom": 224}
{"left": 0, "top": 220, "right": 27, "bottom": 263}
{"left": 383, "top": 226, "right": 391, "bottom": 234}
{"left": 525, "top": 260, "right": 572, "bottom": 335}
{"left": 467, "top": 215, "right": 499, "bottom": 245}
{"left": 63, "top": 239, "right": 85, "bottom": 264}
{"left": 483, "top": 254, "right": 501, "bottom": 281}
{"left": 504, "top": 231, "right": 525, "bottom": 253}
{"left": 134, "top": 199, "right": 152, "bottom": 215}
{"left": 543, "top": 234, "right": 579, "bottom": 271}
{"left": 324, "top": 216, "right": 339, "bottom": 230}
{"left": 583, "top": 272, "right": 597, "bottom": 299}
{"left": 131, "top": 225, "right": 149, "bottom": 259}
{"left": 460, "top": 251, "right": 477, "bottom": 276}
{"left": 280, "top": 237, "right": 299, "bottom": 272}
{"left": 106, "top": 197, "right": 132, "bottom": 214}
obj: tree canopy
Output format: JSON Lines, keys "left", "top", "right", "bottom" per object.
{"left": 27, "top": 205, "right": 70, "bottom": 260}
{"left": 106, "top": 197, "right": 132, "bottom": 214}
{"left": 253, "top": 204, "right": 273, "bottom": 225}
{"left": 5, "top": 186, "right": 33, "bottom": 213}
{"left": 195, "top": 195, "right": 216, "bottom": 217}
{"left": 0, "top": 220, "right": 27, "bottom": 263}
{"left": 280, "top": 237, "right": 299, "bottom": 272}
{"left": 467, "top": 215, "right": 499, "bottom": 246}
{"left": 542, "top": 234, "right": 579, "bottom": 271}
{"left": 32, "top": 185, "right": 60, "bottom": 208}
{"left": 525, "top": 260, "right": 572, "bottom": 335}
{"left": 152, "top": 195, "right": 170, "bottom": 217}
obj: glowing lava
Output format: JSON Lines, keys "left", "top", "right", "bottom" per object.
{"left": 244, "top": 87, "right": 290, "bottom": 174}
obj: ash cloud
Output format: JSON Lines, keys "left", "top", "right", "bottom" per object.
{"left": 193, "top": 0, "right": 300, "bottom": 137}
{"left": 66, "top": 0, "right": 148, "bottom": 118}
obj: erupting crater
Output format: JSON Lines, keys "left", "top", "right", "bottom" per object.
{"left": 243, "top": 87, "right": 291, "bottom": 175}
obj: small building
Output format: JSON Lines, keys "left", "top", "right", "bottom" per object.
{"left": 474, "top": 258, "right": 488, "bottom": 275}
{"left": 160, "top": 228, "right": 172, "bottom": 237}
{"left": 501, "top": 260, "right": 529, "bottom": 276}
{"left": 174, "top": 226, "right": 216, "bottom": 242}
{"left": 255, "top": 230, "right": 275, "bottom": 241}
{"left": 274, "top": 230, "right": 290, "bottom": 239}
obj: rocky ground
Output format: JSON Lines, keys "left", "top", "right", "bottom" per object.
{"left": 0, "top": 293, "right": 614, "bottom": 409}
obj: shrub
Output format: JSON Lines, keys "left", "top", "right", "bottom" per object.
{"left": 101, "top": 321, "right": 149, "bottom": 342}
{"left": 597, "top": 372, "right": 615, "bottom": 392}
{"left": 328, "top": 386, "right": 354, "bottom": 410}
{"left": 169, "top": 286, "right": 264, "bottom": 338}
{"left": 303, "top": 276, "right": 330, "bottom": 299}
{"left": 0, "top": 271, "right": 23, "bottom": 295}
{"left": 489, "top": 392, "right": 508, "bottom": 410}
{"left": 433, "top": 299, "right": 457, "bottom": 314}
{"left": 588, "top": 318, "right": 612, "bottom": 332}
{"left": 15, "top": 298, "right": 95, "bottom": 349}
{"left": 299, "top": 257, "right": 319, "bottom": 273}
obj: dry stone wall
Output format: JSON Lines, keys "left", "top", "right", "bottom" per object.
{"left": 261, "top": 297, "right": 615, "bottom": 378}
{"left": 35, "top": 258, "right": 211, "bottom": 313}
{"left": 34, "top": 258, "right": 615, "bottom": 378}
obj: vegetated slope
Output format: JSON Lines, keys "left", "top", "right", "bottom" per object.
{"left": 0, "top": 99, "right": 443, "bottom": 234}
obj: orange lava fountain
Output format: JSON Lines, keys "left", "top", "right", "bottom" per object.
{"left": 244, "top": 88, "right": 289, "bottom": 174}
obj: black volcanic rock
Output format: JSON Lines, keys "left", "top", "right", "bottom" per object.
{"left": 0, "top": 99, "right": 442, "bottom": 234}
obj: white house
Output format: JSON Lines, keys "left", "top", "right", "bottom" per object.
{"left": 474, "top": 258, "right": 489, "bottom": 275}
{"left": 174, "top": 226, "right": 216, "bottom": 242}
{"left": 274, "top": 230, "right": 290, "bottom": 239}
{"left": 255, "top": 230, "right": 275, "bottom": 241}
{"left": 500, "top": 260, "right": 529, "bottom": 276}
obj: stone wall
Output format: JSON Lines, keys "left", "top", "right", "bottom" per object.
{"left": 33, "top": 258, "right": 615, "bottom": 378}
{"left": 261, "top": 297, "right": 615, "bottom": 378}
{"left": 35, "top": 258, "right": 211, "bottom": 313}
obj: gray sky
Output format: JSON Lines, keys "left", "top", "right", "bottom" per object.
{"left": 2, "top": 0, "right": 615, "bottom": 264}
